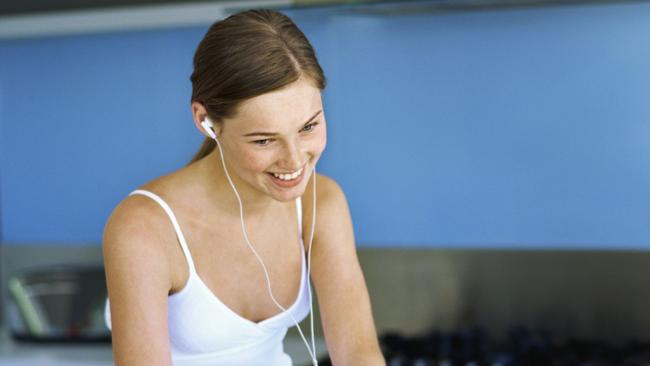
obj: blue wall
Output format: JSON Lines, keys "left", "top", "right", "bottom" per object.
{"left": 1, "top": 2, "right": 649, "bottom": 248}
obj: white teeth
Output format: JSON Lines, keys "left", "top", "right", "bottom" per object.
{"left": 272, "top": 167, "right": 303, "bottom": 181}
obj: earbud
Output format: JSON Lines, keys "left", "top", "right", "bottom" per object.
{"left": 200, "top": 117, "right": 217, "bottom": 139}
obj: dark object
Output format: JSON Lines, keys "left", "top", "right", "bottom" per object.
{"left": 6, "top": 264, "right": 111, "bottom": 343}
{"left": 317, "top": 327, "right": 650, "bottom": 366}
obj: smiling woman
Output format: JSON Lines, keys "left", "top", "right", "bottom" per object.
{"left": 102, "top": 8, "right": 384, "bottom": 366}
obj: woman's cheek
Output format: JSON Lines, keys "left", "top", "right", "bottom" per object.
{"left": 315, "top": 129, "right": 327, "bottom": 155}
{"left": 241, "top": 149, "right": 274, "bottom": 172}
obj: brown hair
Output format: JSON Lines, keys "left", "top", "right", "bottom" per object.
{"left": 188, "top": 9, "right": 326, "bottom": 164}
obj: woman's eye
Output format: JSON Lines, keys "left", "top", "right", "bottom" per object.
{"left": 253, "top": 139, "right": 272, "bottom": 146}
{"left": 301, "top": 122, "right": 318, "bottom": 132}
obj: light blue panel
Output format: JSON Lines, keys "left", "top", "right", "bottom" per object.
{"left": 1, "top": 3, "right": 650, "bottom": 248}
{"left": 0, "top": 27, "right": 206, "bottom": 243}
{"left": 321, "top": 3, "right": 650, "bottom": 247}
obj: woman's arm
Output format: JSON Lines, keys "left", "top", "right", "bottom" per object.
{"left": 303, "top": 174, "right": 386, "bottom": 366}
{"left": 103, "top": 197, "right": 175, "bottom": 366}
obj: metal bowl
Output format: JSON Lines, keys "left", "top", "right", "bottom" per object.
{"left": 6, "top": 264, "right": 111, "bottom": 343}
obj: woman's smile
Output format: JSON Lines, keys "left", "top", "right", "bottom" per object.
{"left": 266, "top": 164, "right": 307, "bottom": 188}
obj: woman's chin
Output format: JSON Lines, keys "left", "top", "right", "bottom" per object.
{"left": 267, "top": 186, "right": 306, "bottom": 202}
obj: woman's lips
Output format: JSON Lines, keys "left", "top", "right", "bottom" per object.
{"left": 267, "top": 167, "right": 305, "bottom": 188}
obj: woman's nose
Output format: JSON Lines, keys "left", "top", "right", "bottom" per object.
{"left": 280, "top": 139, "right": 303, "bottom": 169}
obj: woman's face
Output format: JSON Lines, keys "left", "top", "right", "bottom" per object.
{"left": 217, "top": 78, "right": 327, "bottom": 202}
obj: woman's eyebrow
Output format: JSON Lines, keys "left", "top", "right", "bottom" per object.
{"left": 243, "top": 110, "right": 322, "bottom": 137}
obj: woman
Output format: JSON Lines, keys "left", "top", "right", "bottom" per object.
{"left": 102, "top": 8, "right": 384, "bottom": 366}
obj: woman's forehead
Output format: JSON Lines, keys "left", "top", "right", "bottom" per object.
{"left": 233, "top": 80, "right": 322, "bottom": 131}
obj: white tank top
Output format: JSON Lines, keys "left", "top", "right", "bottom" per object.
{"left": 104, "top": 189, "right": 311, "bottom": 366}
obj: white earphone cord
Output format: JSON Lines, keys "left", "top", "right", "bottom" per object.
{"left": 213, "top": 136, "right": 319, "bottom": 366}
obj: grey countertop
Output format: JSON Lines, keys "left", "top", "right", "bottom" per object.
{"left": 0, "top": 327, "right": 327, "bottom": 366}
{"left": 0, "top": 326, "right": 113, "bottom": 366}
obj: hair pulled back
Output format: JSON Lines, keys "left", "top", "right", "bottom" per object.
{"left": 188, "top": 9, "right": 326, "bottom": 164}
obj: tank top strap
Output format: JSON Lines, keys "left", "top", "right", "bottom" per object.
{"left": 295, "top": 197, "right": 302, "bottom": 235}
{"left": 129, "top": 189, "right": 197, "bottom": 274}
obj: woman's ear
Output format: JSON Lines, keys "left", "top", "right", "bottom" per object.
{"left": 191, "top": 101, "right": 222, "bottom": 138}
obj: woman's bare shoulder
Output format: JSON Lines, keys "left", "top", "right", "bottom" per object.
{"left": 300, "top": 172, "right": 348, "bottom": 238}
{"left": 105, "top": 167, "right": 189, "bottom": 235}
{"left": 302, "top": 172, "right": 346, "bottom": 205}
{"left": 105, "top": 190, "right": 165, "bottom": 239}
{"left": 102, "top": 179, "right": 181, "bottom": 277}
